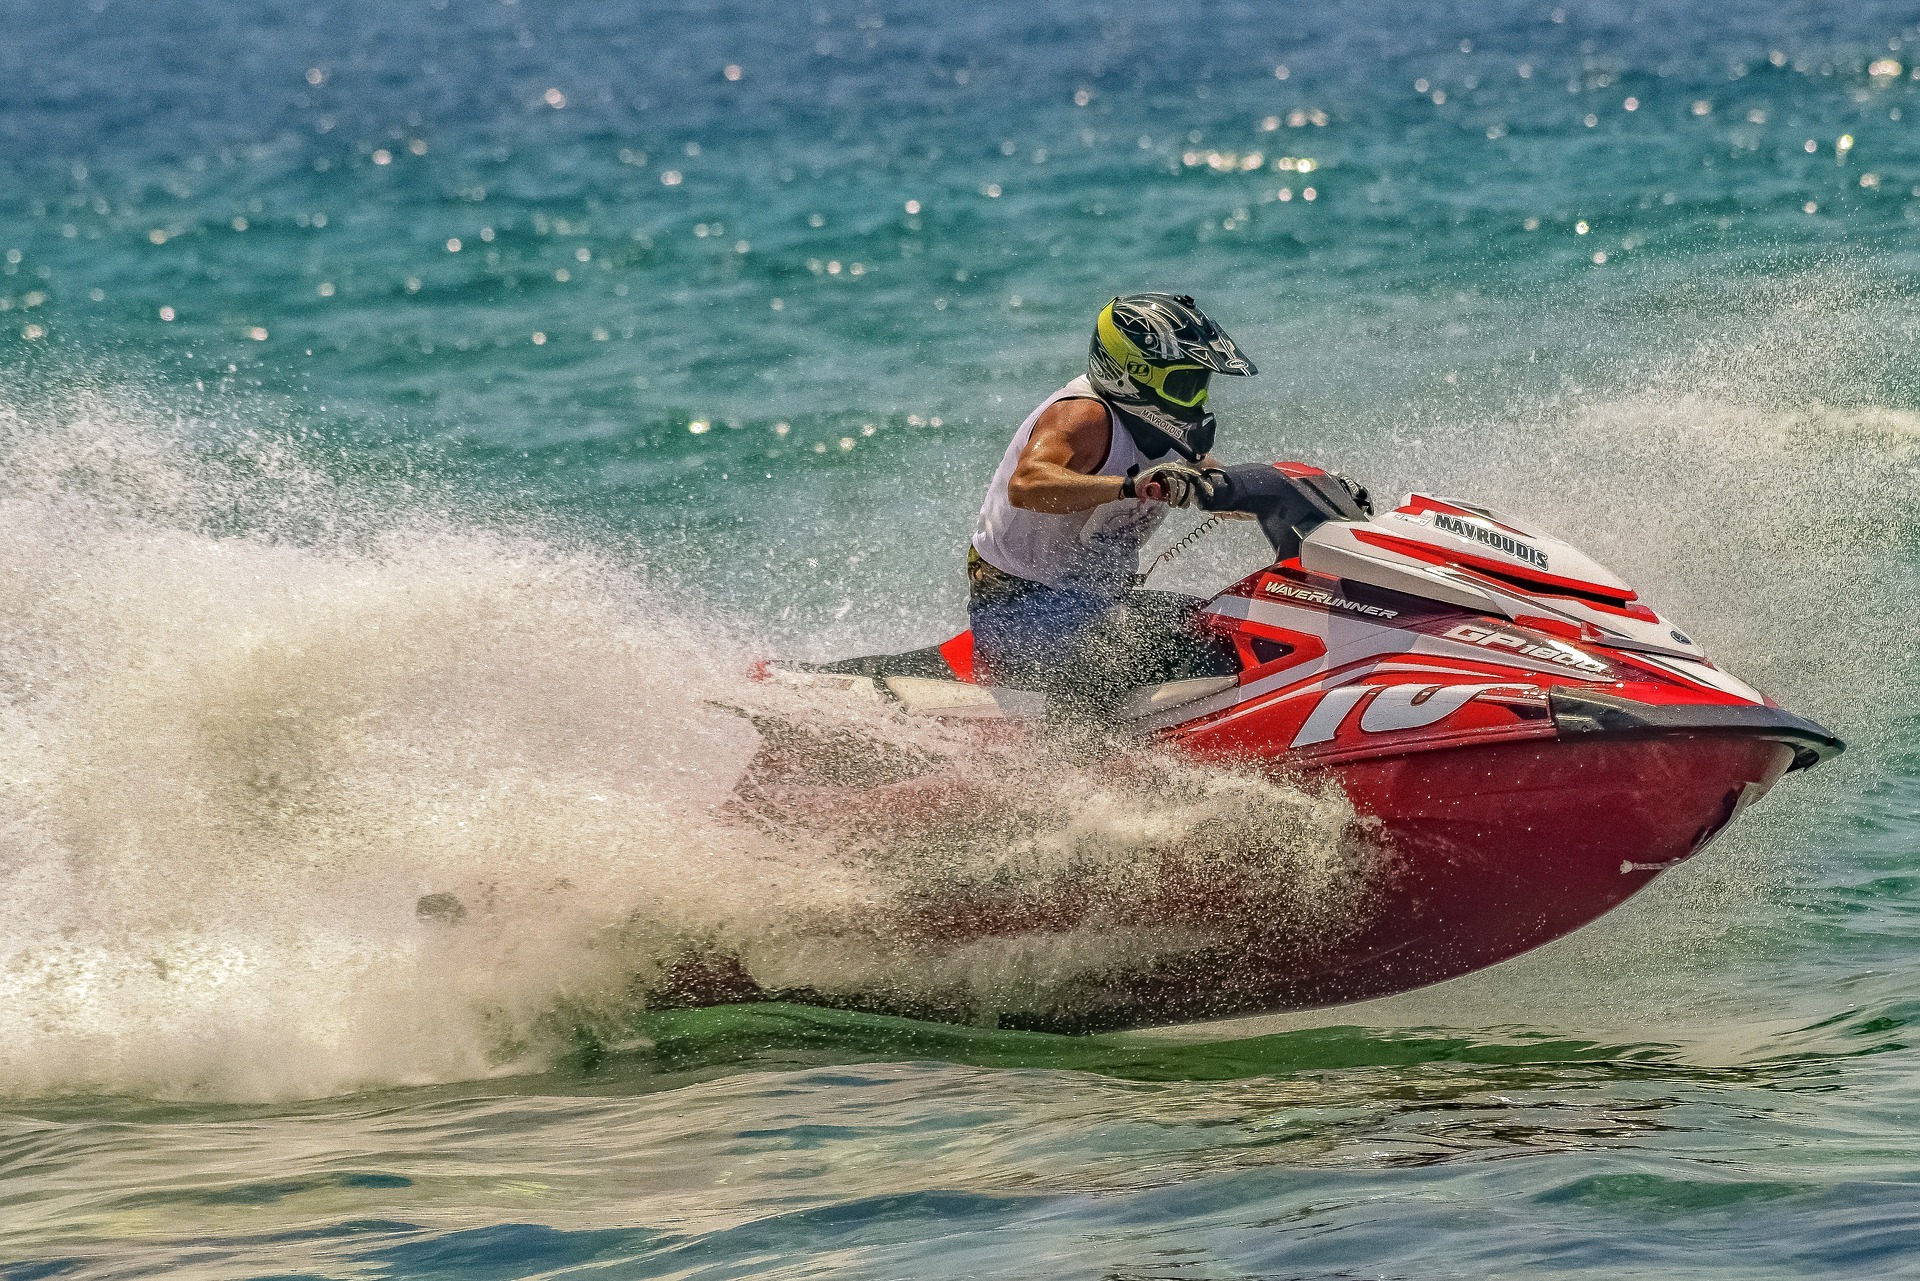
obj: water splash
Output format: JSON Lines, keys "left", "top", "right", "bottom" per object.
{"left": 0, "top": 388, "right": 1364, "bottom": 1101}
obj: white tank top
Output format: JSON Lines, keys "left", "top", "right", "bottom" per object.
{"left": 971, "top": 376, "right": 1175, "bottom": 594}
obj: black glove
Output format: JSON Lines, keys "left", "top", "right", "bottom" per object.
{"left": 1332, "top": 472, "right": 1373, "bottom": 516}
{"left": 1123, "top": 462, "right": 1226, "bottom": 509}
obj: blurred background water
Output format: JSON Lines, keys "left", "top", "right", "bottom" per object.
{"left": 3, "top": 0, "right": 1920, "bottom": 1276}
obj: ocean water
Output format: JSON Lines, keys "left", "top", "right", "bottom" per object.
{"left": 4, "top": 0, "right": 1920, "bottom": 1275}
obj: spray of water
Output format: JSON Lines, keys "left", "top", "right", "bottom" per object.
{"left": 0, "top": 387, "right": 1364, "bottom": 1101}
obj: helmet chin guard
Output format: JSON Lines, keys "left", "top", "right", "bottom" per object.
{"left": 1088, "top": 293, "right": 1254, "bottom": 460}
{"left": 1113, "top": 402, "right": 1217, "bottom": 463}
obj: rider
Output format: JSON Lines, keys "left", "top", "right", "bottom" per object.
{"left": 968, "top": 292, "right": 1255, "bottom": 701}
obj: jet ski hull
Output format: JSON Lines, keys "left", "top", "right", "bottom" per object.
{"left": 716, "top": 723, "right": 1802, "bottom": 1034}
{"left": 1164, "top": 729, "right": 1796, "bottom": 1019}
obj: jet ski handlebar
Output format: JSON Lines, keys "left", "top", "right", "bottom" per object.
{"left": 1201, "top": 462, "right": 1372, "bottom": 560}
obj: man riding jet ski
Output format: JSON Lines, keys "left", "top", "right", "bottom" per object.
{"left": 738, "top": 295, "right": 1842, "bottom": 1030}
{"left": 967, "top": 292, "right": 1359, "bottom": 718}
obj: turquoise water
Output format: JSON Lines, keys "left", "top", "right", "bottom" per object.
{"left": 4, "top": 0, "right": 1920, "bottom": 1275}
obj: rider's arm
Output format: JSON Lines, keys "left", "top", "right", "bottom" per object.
{"left": 1005, "top": 399, "right": 1125, "bottom": 513}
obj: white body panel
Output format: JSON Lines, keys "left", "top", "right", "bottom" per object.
{"left": 1301, "top": 494, "right": 1710, "bottom": 660}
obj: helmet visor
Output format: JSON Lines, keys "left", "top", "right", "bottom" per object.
{"left": 1147, "top": 364, "right": 1212, "bottom": 408}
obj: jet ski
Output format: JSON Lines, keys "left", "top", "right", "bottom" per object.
{"left": 732, "top": 462, "right": 1842, "bottom": 1031}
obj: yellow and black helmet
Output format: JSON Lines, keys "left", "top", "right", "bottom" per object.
{"left": 1088, "top": 293, "right": 1255, "bottom": 460}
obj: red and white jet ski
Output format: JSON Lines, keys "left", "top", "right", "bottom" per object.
{"left": 740, "top": 463, "right": 1841, "bottom": 1031}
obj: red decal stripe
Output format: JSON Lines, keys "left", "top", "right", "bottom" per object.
{"left": 1398, "top": 495, "right": 1533, "bottom": 538}
{"left": 939, "top": 630, "right": 976, "bottom": 683}
{"left": 1351, "top": 528, "right": 1641, "bottom": 605}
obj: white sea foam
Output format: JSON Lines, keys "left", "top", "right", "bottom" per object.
{"left": 0, "top": 389, "right": 1362, "bottom": 1101}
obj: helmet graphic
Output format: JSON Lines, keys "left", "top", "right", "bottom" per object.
{"left": 1088, "top": 293, "right": 1256, "bottom": 461}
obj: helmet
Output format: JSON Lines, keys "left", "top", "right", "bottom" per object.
{"left": 1088, "top": 293, "right": 1256, "bottom": 461}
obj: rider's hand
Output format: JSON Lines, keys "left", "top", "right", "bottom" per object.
{"left": 1125, "top": 462, "right": 1224, "bottom": 509}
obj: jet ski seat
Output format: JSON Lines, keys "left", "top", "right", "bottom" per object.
{"left": 787, "top": 590, "right": 1241, "bottom": 722}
